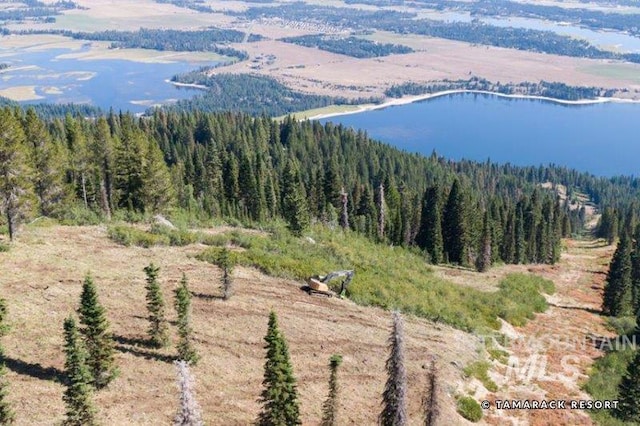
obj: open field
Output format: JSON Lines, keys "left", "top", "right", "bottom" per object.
{"left": 0, "top": 224, "right": 482, "bottom": 425}
{"left": 0, "top": 85, "right": 43, "bottom": 101}
{"left": 221, "top": 37, "right": 640, "bottom": 100}
{"left": 4, "top": 1, "right": 640, "bottom": 101}
{"left": 3, "top": 0, "right": 640, "bottom": 105}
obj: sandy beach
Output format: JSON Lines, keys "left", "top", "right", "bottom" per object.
{"left": 307, "top": 89, "right": 640, "bottom": 121}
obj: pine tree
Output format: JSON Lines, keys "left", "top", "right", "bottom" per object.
{"left": 339, "top": 187, "right": 349, "bottom": 230}
{"left": 616, "top": 349, "right": 640, "bottom": 421}
{"left": 0, "top": 299, "right": 14, "bottom": 425}
{"left": 377, "top": 182, "right": 385, "bottom": 240}
{"left": 173, "top": 360, "right": 203, "bottom": 426}
{"left": 321, "top": 354, "right": 343, "bottom": 426}
{"left": 282, "top": 160, "right": 309, "bottom": 237}
{"left": 632, "top": 225, "right": 640, "bottom": 313}
{"left": 216, "top": 248, "right": 234, "bottom": 300}
{"left": 175, "top": 274, "right": 198, "bottom": 364}
{"left": 602, "top": 233, "right": 633, "bottom": 317}
{"left": 501, "top": 208, "right": 516, "bottom": 264}
{"left": 379, "top": 311, "right": 408, "bottom": 426}
{"left": 0, "top": 108, "right": 33, "bottom": 241}
{"left": 90, "top": 117, "right": 115, "bottom": 219}
{"left": 142, "top": 138, "right": 174, "bottom": 213}
{"left": 77, "top": 273, "right": 117, "bottom": 388}
{"left": 114, "top": 122, "right": 145, "bottom": 211}
{"left": 257, "top": 311, "right": 301, "bottom": 426}
{"left": 144, "top": 263, "right": 169, "bottom": 348}
{"left": 475, "top": 211, "right": 492, "bottom": 272}
{"left": 24, "top": 108, "right": 66, "bottom": 217}
{"left": 423, "top": 358, "right": 440, "bottom": 426}
{"left": 62, "top": 316, "right": 97, "bottom": 426}
{"left": 442, "top": 179, "right": 467, "bottom": 265}
{"left": 415, "top": 186, "right": 443, "bottom": 264}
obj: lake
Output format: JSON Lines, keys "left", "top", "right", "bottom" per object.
{"left": 421, "top": 10, "right": 640, "bottom": 53}
{"left": 0, "top": 47, "right": 209, "bottom": 113}
{"left": 319, "top": 93, "right": 640, "bottom": 177}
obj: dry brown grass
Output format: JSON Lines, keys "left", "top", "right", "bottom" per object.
{"left": 0, "top": 225, "right": 480, "bottom": 425}
{"left": 483, "top": 240, "right": 616, "bottom": 426}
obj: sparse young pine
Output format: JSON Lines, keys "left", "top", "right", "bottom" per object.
{"left": 616, "top": 349, "right": 640, "bottom": 421}
{"left": 62, "top": 316, "right": 97, "bottom": 426}
{"left": 216, "top": 248, "right": 234, "bottom": 300}
{"left": 423, "top": 358, "right": 440, "bottom": 426}
{"left": 321, "top": 354, "right": 343, "bottom": 426}
{"left": 144, "top": 263, "right": 169, "bottom": 348}
{"left": 173, "top": 360, "right": 203, "bottom": 426}
{"left": 175, "top": 274, "right": 199, "bottom": 364}
{"left": 77, "top": 273, "right": 117, "bottom": 388}
{"left": 379, "top": 311, "right": 408, "bottom": 426}
{"left": 258, "top": 311, "right": 301, "bottom": 426}
{"left": 0, "top": 299, "right": 14, "bottom": 425}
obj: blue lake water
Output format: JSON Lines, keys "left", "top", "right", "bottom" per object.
{"left": 422, "top": 10, "right": 640, "bottom": 53}
{"left": 0, "top": 47, "right": 209, "bottom": 113}
{"left": 320, "top": 93, "right": 640, "bottom": 177}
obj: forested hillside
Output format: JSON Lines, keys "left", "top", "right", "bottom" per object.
{"left": 1, "top": 107, "right": 639, "bottom": 268}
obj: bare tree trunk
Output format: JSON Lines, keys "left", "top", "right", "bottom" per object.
{"left": 100, "top": 179, "right": 111, "bottom": 220}
{"left": 424, "top": 358, "right": 440, "bottom": 426}
{"left": 81, "top": 172, "right": 88, "bottom": 209}
{"left": 339, "top": 187, "right": 349, "bottom": 230}
{"left": 6, "top": 209, "right": 14, "bottom": 241}
{"left": 378, "top": 183, "right": 385, "bottom": 239}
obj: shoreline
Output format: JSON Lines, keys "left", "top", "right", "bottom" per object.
{"left": 307, "top": 89, "right": 640, "bottom": 121}
{"left": 165, "top": 79, "right": 208, "bottom": 90}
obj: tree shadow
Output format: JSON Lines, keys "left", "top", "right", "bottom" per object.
{"left": 191, "top": 291, "right": 224, "bottom": 301}
{"left": 4, "top": 357, "right": 65, "bottom": 383}
{"left": 114, "top": 344, "right": 176, "bottom": 364}
{"left": 589, "top": 333, "right": 639, "bottom": 352}
{"left": 112, "top": 334, "right": 154, "bottom": 348}
{"left": 548, "top": 302, "right": 601, "bottom": 315}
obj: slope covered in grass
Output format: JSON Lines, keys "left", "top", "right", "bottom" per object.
{"left": 194, "top": 225, "right": 555, "bottom": 332}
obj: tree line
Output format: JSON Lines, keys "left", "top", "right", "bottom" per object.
{"left": 235, "top": 3, "right": 640, "bottom": 64}
{"left": 167, "top": 73, "right": 382, "bottom": 117}
{"left": 16, "top": 28, "right": 255, "bottom": 61}
{"left": 0, "top": 0, "right": 78, "bottom": 26}
{"left": 385, "top": 77, "right": 620, "bottom": 101}
{"left": 280, "top": 34, "right": 414, "bottom": 58}
{"left": 0, "top": 107, "right": 598, "bottom": 267}
{"left": 599, "top": 212, "right": 640, "bottom": 422}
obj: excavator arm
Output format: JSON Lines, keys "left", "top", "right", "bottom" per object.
{"left": 319, "top": 270, "right": 354, "bottom": 297}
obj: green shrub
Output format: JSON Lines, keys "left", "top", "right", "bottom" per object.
{"left": 584, "top": 347, "right": 636, "bottom": 425}
{"left": 107, "top": 225, "right": 169, "bottom": 248}
{"left": 149, "top": 224, "right": 197, "bottom": 246}
{"left": 491, "top": 274, "right": 555, "bottom": 326}
{"left": 457, "top": 396, "right": 482, "bottom": 422}
{"left": 58, "top": 204, "right": 102, "bottom": 226}
{"left": 0, "top": 242, "right": 9, "bottom": 252}
{"left": 196, "top": 226, "right": 555, "bottom": 332}
{"left": 606, "top": 316, "right": 637, "bottom": 336}
{"left": 463, "top": 361, "right": 498, "bottom": 392}
{"left": 487, "top": 347, "right": 509, "bottom": 365}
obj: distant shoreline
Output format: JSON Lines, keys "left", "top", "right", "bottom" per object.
{"left": 307, "top": 89, "right": 640, "bottom": 121}
{"left": 166, "top": 79, "right": 208, "bottom": 90}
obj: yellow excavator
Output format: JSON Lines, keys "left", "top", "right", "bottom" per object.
{"left": 305, "top": 270, "right": 354, "bottom": 298}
